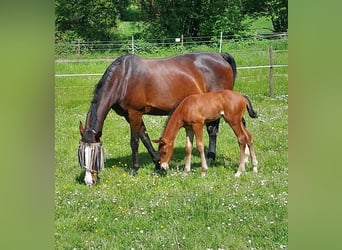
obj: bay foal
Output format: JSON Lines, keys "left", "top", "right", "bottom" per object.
{"left": 154, "top": 90, "right": 258, "bottom": 177}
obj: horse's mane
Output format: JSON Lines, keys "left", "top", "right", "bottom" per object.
{"left": 88, "top": 54, "right": 132, "bottom": 131}
{"left": 92, "top": 55, "right": 127, "bottom": 99}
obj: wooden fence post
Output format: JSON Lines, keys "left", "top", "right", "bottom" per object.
{"left": 269, "top": 45, "right": 274, "bottom": 98}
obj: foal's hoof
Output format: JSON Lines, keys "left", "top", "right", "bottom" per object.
{"left": 234, "top": 171, "right": 242, "bottom": 178}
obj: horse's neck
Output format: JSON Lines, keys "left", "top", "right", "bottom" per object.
{"left": 86, "top": 102, "right": 110, "bottom": 132}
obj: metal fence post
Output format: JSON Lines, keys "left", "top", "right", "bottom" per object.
{"left": 181, "top": 34, "right": 184, "bottom": 53}
{"left": 77, "top": 39, "right": 81, "bottom": 59}
{"left": 219, "top": 32, "right": 223, "bottom": 53}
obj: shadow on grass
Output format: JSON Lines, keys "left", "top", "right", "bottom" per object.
{"left": 75, "top": 146, "right": 238, "bottom": 184}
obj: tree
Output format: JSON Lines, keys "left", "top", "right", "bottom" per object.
{"left": 138, "top": 0, "right": 247, "bottom": 39}
{"left": 55, "top": 0, "right": 121, "bottom": 41}
{"left": 242, "top": 0, "right": 288, "bottom": 32}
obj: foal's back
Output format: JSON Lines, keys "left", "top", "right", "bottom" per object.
{"left": 178, "top": 90, "right": 245, "bottom": 124}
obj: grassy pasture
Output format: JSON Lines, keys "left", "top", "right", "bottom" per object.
{"left": 55, "top": 47, "right": 288, "bottom": 249}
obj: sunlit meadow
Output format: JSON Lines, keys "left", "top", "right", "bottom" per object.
{"left": 55, "top": 41, "right": 287, "bottom": 249}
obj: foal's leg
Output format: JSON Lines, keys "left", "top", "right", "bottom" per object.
{"left": 206, "top": 119, "right": 220, "bottom": 165}
{"left": 184, "top": 129, "right": 194, "bottom": 175}
{"left": 193, "top": 123, "right": 208, "bottom": 177}
{"left": 245, "top": 129, "right": 258, "bottom": 173}
{"left": 231, "top": 124, "right": 258, "bottom": 177}
{"left": 227, "top": 122, "right": 249, "bottom": 177}
{"left": 242, "top": 117, "right": 250, "bottom": 163}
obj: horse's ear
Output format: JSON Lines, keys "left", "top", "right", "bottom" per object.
{"left": 95, "top": 131, "right": 102, "bottom": 139}
{"left": 79, "top": 121, "right": 85, "bottom": 136}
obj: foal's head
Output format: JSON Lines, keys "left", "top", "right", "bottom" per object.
{"left": 153, "top": 138, "right": 174, "bottom": 171}
{"left": 78, "top": 121, "right": 104, "bottom": 186}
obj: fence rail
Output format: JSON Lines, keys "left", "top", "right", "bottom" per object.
{"left": 55, "top": 33, "right": 288, "bottom": 57}
{"left": 55, "top": 64, "right": 288, "bottom": 78}
{"left": 56, "top": 35, "right": 288, "bottom": 97}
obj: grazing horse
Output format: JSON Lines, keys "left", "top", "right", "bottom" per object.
{"left": 78, "top": 52, "right": 237, "bottom": 185}
{"left": 153, "top": 90, "right": 258, "bottom": 177}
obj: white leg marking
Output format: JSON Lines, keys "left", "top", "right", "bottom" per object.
{"left": 161, "top": 162, "right": 169, "bottom": 170}
{"left": 252, "top": 159, "right": 258, "bottom": 173}
{"left": 244, "top": 145, "right": 250, "bottom": 163}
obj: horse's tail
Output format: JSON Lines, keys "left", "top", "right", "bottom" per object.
{"left": 221, "top": 53, "right": 237, "bottom": 83}
{"left": 243, "top": 95, "right": 258, "bottom": 118}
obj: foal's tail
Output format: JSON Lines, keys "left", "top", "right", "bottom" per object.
{"left": 243, "top": 95, "right": 258, "bottom": 118}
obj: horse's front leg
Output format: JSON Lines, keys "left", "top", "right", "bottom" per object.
{"left": 139, "top": 120, "right": 160, "bottom": 165}
{"left": 206, "top": 119, "right": 220, "bottom": 165}
{"left": 128, "top": 111, "right": 143, "bottom": 176}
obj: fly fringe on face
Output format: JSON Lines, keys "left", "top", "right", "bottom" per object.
{"left": 78, "top": 141, "right": 106, "bottom": 172}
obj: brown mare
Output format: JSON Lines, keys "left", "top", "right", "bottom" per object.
{"left": 78, "top": 52, "right": 237, "bottom": 185}
{"left": 153, "top": 90, "right": 258, "bottom": 177}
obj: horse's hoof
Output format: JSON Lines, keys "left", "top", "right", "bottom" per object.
{"left": 206, "top": 152, "right": 216, "bottom": 166}
{"left": 155, "top": 168, "right": 167, "bottom": 177}
{"left": 130, "top": 169, "right": 138, "bottom": 176}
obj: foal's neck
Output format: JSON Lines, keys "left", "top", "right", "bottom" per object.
{"left": 163, "top": 113, "right": 184, "bottom": 143}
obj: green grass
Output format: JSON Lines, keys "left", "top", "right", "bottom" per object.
{"left": 55, "top": 45, "right": 288, "bottom": 249}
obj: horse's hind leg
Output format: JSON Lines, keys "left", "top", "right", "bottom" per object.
{"left": 206, "top": 119, "right": 220, "bottom": 165}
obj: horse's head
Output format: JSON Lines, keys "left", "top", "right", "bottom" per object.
{"left": 78, "top": 121, "right": 105, "bottom": 186}
{"left": 153, "top": 138, "right": 174, "bottom": 171}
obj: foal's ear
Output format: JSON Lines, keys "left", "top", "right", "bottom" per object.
{"left": 152, "top": 138, "right": 166, "bottom": 145}
{"left": 152, "top": 138, "right": 161, "bottom": 144}
{"left": 79, "top": 121, "right": 85, "bottom": 136}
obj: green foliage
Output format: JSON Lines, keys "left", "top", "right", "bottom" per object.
{"left": 241, "top": 0, "right": 288, "bottom": 32}
{"left": 55, "top": 0, "right": 120, "bottom": 41}
{"left": 138, "top": 0, "right": 248, "bottom": 39}
{"left": 55, "top": 0, "right": 287, "bottom": 41}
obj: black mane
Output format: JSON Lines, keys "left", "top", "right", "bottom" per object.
{"left": 88, "top": 55, "right": 130, "bottom": 131}
{"left": 92, "top": 55, "right": 126, "bottom": 99}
